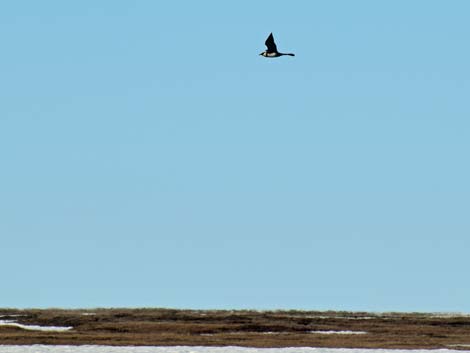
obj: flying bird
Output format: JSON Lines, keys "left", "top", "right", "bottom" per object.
{"left": 259, "top": 33, "right": 295, "bottom": 58}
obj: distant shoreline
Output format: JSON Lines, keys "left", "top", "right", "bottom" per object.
{"left": 1, "top": 308, "right": 470, "bottom": 349}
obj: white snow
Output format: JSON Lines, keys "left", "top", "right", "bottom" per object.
{"left": 0, "top": 315, "right": 26, "bottom": 318}
{"left": 430, "top": 312, "right": 470, "bottom": 318}
{"left": 309, "top": 331, "right": 367, "bottom": 335}
{"left": 0, "top": 346, "right": 468, "bottom": 353}
{"left": 0, "top": 320, "right": 72, "bottom": 332}
{"left": 303, "top": 316, "right": 378, "bottom": 320}
{"left": 201, "top": 331, "right": 367, "bottom": 336}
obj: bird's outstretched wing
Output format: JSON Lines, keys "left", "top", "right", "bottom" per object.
{"left": 265, "top": 33, "right": 277, "bottom": 52}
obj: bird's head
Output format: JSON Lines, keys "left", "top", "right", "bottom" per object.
{"left": 259, "top": 51, "right": 267, "bottom": 57}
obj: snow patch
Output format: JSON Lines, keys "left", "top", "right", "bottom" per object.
{"left": 199, "top": 331, "right": 367, "bottom": 336}
{"left": 430, "top": 312, "right": 470, "bottom": 318}
{"left": 310, "top": 331, "right": 367, "bottom": 335}
{"left": 0, "top": 315, "right": 26, "bottom": 318}
{"left": 0, "top": 320, "right": 72, "bottom": 332}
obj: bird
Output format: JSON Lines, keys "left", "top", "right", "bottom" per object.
{"left": 259, "top": 33, "right": 295, "bottom": 58}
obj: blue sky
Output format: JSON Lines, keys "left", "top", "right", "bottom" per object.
{"left": 1, "top": 1, "right": 469, "bottom": 311}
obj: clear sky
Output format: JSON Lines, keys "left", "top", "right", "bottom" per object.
{"left": 1, "top": 1, "right": 470, "bottom": 312}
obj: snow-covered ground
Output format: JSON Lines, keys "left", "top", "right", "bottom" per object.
{"left": 203, "top": 331, "right": 367, "bottom": 336}
{"left": 0, "top": 316, "right": 26, "bottom": 318}
{"left": 0, "top": 320, "right": 72, "bottom": 332}
{"left": 309, "top": 331, "right": 366, "bottom": 335}
{"left": 0, "top": 347, "right": 468, "bottom": 353}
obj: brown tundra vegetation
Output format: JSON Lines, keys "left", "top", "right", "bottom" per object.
{"left": 1, "top": 308, "right": 470, "bottom": 349}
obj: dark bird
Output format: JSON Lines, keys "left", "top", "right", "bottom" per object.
{"left": 259, "top": 33, "right": 295, "bottom": 58}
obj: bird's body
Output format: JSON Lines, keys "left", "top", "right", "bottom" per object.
{"left": 260, "top": 33, "right": 295, "bottom": 58}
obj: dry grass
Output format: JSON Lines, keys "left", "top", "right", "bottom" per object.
{"left": 1, "top": 308, "right": 470, "bottom": 349}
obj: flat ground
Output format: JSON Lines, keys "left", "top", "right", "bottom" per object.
{"left": 1, "top": 309, "right": 470, "bottom": 349}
